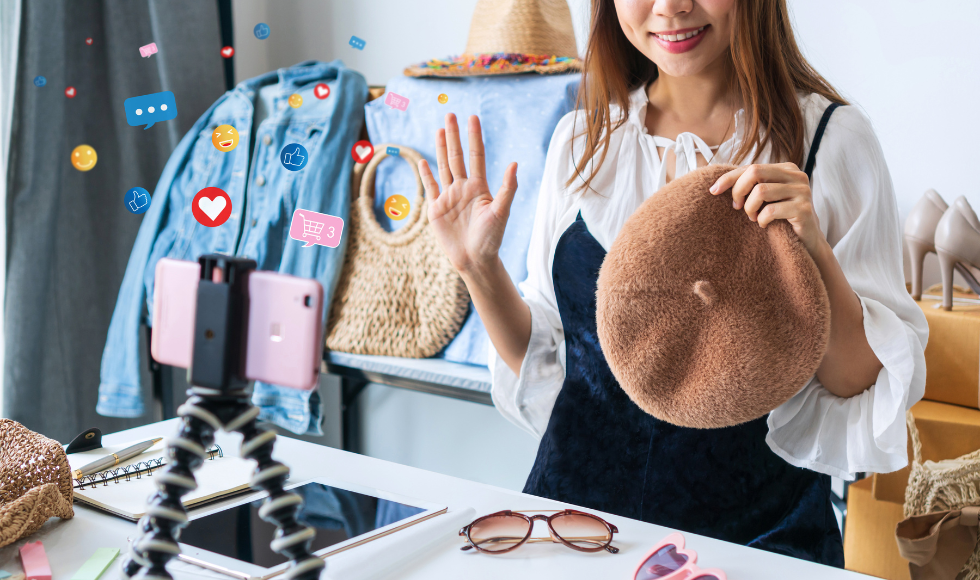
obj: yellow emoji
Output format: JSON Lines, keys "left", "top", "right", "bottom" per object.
{"left": 211, "top": 124, "right": 240, "bottom": 152}
{"left": 384, "top": 194, "right": 410, "bottom": 221}
{"left": 288, "top": 94, "right": 303, "bottom": 108}
{"left": 437, "top": 93, "right": 448, "bottom": 104}
{"left": 71, "top": 144, "right": 97, "bottom": 171}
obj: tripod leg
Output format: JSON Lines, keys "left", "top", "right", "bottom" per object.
{"left": 225, "top": 404, "right": 326, "bottom": 580}
{"left": 121, "top": 395, "right": 222, "bottom": 580}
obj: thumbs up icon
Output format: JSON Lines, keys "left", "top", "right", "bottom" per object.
{"left": 126, "top": 187, "right": 150, "bottom": 214}
{"left": 280, "top": 143, "right": 309, "bottom": 172}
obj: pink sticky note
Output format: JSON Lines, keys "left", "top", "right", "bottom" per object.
{"left": 139, "top": 42, "right": 158, "bottom": 58}
{"left": 19, "top": 541, "right": 51, "bottom": 580}
{"left": 288, "top": 209, "right": 344, "bottom": 248}
{"left": 384, "top": 91, "right": 409, "bottom": 111}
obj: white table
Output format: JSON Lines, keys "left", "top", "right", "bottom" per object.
{"left": 0, "top": 419, "right": 873, "bottom": 580}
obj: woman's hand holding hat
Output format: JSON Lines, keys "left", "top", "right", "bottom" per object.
{"left": 710, "top": 162, "right": 826, "bottom": 256}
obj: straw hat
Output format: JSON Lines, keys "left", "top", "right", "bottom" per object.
{"left": 596, "top": 165, "right": 831, "bottom": 429}
{"left": 404, "top": 0, "right": 581, "bottom": 77}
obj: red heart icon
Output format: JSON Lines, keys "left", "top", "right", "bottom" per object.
{"left": 351, "top": 140, "right": 374, "bottom": 164}
{"left": 65, "top": 86, "right": 76, "bottom": 98}
{"left": 85, "top": 37, "right": 93, "bottom": 45}
{"left": 220, "top": 46, "right": 234, "bottom": 58}
{"left": 314, "top": 83, "right": 330, "bottom": 100}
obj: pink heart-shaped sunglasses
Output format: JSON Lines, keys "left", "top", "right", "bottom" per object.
{"left": 634, "top": 533, "right": 727, "bottom": 580}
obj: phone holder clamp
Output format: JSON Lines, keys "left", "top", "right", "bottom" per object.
{"left": 121, "top": 255, "right": 325, "bottom": 580}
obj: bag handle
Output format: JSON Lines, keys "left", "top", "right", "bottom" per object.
{"left": 907, "top": 410, "right": 924, "bottom": 466}
{"left": 351, "top": 144, "right": 429, "bottom": 248}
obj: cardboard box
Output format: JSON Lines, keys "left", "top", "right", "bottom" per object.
{"left": 916, "top": 297, "right": 980, "bottom": 409}
{"left": 844, "top": 476, "right": 910, "bottom": 580}
{"left": 872, "top": 400, "right": 980, "bottom": 504}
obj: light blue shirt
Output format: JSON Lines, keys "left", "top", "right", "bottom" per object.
{"left": 364, "top": 73, "right": 581, "bottom": 366}
{"left": 98, "top": 61, "right": 368, "bottom": 434}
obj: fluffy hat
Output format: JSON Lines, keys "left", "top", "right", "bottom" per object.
{"left": 596, "top": 164, "right": 830, "bottom": 429}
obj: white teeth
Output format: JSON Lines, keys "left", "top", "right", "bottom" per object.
{"left": 656, "top": 26, "right": 705, "bottom": 42}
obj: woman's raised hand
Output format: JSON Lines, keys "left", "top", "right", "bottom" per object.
{"left": 418, "top": 113, "right": 518, "bottom": 274}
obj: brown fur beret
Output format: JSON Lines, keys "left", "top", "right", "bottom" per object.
{"left": 596, "top": 164, "right": 831, "bottom": 429}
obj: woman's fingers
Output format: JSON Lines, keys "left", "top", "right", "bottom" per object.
{"left": 418, "top": 159, "right": 441, "bottom": 201}
{"left": 434, "top": 128, "right": 453, "bottom": 190}
{"left": 444, "top": 113, "right": 468, "bottom": 181}
{"left": 757, "top": 199, "right": 804, "bottom": 229}
{"left": 743, "top": 182, "right": 808, "bottom": 220}
{"left": 468, "top": 116, "right": 487, "bottom": 181}
{"left": 711, "top": 164, "right": 801, "bottom": 210}
{"left": 491, "top": 162, "right": 519, "bottom": 218}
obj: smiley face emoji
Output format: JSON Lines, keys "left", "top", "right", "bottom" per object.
{"left": 71, "top": 145, "right": 97, "bottom": 171}
{"left": 384, "top": 195, "right": 410, "bottom": 220}
{"left": 211, "top": 124, "right": 240, "bottom": 152}
{"left": 288, "top": 94, "right": 303, "bottom": 108}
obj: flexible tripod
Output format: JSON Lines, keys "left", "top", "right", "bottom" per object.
{"left": 121, "top": 256, "right": 325, "bottom": 580}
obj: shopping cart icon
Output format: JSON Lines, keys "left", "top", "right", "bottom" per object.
{"left": 289, "top": 209, "right": 344, "bottom": 248}
{"left": 301, "top": 213, "right": 324, "bottom": 240}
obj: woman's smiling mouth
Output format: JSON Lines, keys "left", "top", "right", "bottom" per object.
{"left": 651, "top": 25, "right": 709, "bottom": 54}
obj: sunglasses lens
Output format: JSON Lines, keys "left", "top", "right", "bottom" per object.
{"left": 635, "top": 544, "right": 689, "bottom": 579}
{"left": 550, "top": 513, "right": 612, "bottom": 550}
{"left": 468, "top": 514, "right": 529, "bottom": 552}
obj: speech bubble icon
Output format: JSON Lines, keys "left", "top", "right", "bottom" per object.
{"left": 289, "top": 209, "right": 344, "bottom": 248}
{"left": 349, "top": 35, "right": 366, "bottom": 50}
{"left": 386, "top": 146, "right": 400, "bottom": 156}
{"left": 125, "top": 91, "right": 177, "bottom": 130}
{"left": 139, "top": 42, "right": 158, "bottom": 58}
{"left": 384, "top": 92, "right": 409, "bottom": 111}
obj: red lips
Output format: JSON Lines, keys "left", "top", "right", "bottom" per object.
{"left": 221, "top": 46, "right": 234, "bottom": 58}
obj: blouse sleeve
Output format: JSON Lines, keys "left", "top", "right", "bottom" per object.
{"left": 766, "top": 103, "right": 929, "bottom": 481}
{"left": 487, "top": 112, "right": 582, "bottom": 439}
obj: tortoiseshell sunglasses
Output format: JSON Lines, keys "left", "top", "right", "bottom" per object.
{"left": 459, "top": 509, "right": 619, "bottom": 554}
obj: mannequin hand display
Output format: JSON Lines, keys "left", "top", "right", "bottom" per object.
{"left": 418, "top": 113, "right": 518, "bottom": 274}
{"left": 710, "top": 162, "right": 826, "bottom": 256}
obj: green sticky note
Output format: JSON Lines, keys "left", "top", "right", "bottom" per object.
{"left": 70, "top": 548, "right": 119, "bottom": 580}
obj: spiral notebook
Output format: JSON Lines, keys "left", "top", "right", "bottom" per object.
{"left": 67, "top": 438, "right": 255, "bottom": 521}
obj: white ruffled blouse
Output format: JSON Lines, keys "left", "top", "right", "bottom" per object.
{"left": 488, "top": 87, "right": 929, "bottom": 481}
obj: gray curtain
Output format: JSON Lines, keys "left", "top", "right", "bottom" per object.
{"left": 4, "top": 0, "right": 227, "bottom": 442}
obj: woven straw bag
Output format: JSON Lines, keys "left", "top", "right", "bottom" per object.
{"left": 326, "top": 144, "right": 470, "bottom": 357}
{"left": 0, "top": 419, "right": 74, "bottom": 547}
{"left": 904, "top": 411, "right": 980, "bottom": 578}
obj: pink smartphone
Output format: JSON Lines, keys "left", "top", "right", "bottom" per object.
{"left": 150, "top": 258, "right": 324, "bottom": 391}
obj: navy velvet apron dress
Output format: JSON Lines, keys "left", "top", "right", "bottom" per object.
{"left": 522, "top": 104, "right": 846, "bottom": 567}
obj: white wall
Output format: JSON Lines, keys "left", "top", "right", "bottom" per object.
{"left": 788, "top": 0, "right": 980, "bottom": 288}
{"left": 231, "top": 0, "right": 980, "bottom": 491}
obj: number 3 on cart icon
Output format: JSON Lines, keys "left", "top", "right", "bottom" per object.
{"left": 288, "top": 209, "right": 343, "bottom": 248}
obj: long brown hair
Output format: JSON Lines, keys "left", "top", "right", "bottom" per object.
{"left": 569, "top": 0, "right": 848, "bottom": 194}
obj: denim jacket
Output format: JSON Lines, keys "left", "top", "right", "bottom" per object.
{"left": 98, "top": 61, "right": 367, "bottom": 434}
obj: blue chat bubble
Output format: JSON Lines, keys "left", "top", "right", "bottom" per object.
{"left": 349, "top": 36, "right": 366, "bottom": 50}
{"left": 254, "top": 23, "right": 270, "bottom": 39}
{"left": 386, "top": 146, "right": 400, "bottom": 156}
{"left": 124, "top": 91, "right": 177, "bottom": 130}
{"left": 34, "top": 76, "right": 46, "bottom": 87}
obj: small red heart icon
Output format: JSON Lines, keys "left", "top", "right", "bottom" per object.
{"left": 221, "top": 46, "right": 234, "bottom": 58}
{"left": 314, "top": 83, "right": 330, "bottom": 99}
{"left": 85, "top": 37, "right": 93, "bottom": 45}
{"left": 65, "top": 86, "right": 76, "bottom": 98}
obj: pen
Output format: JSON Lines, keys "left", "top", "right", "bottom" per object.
{"left": 72, "top": 437, "right": 163, "bottom": 479}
